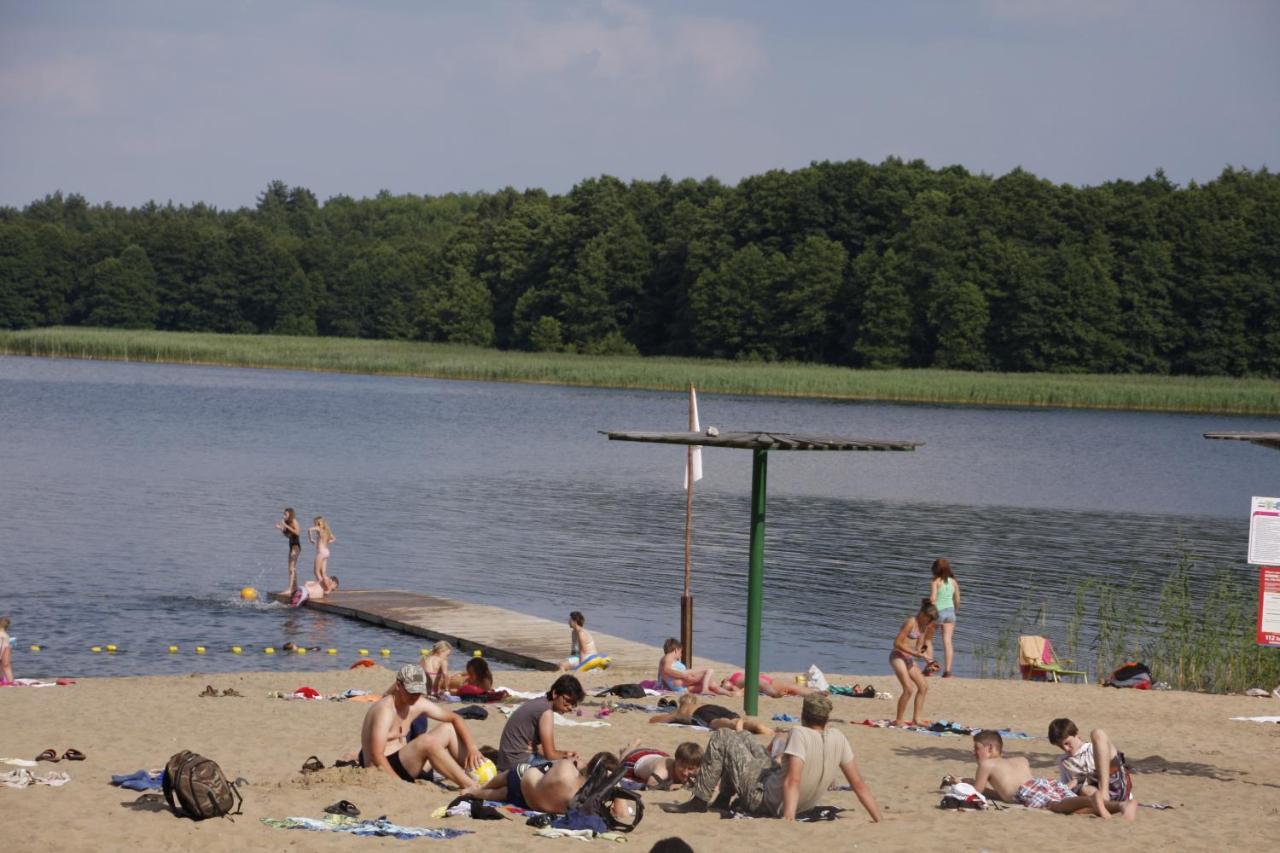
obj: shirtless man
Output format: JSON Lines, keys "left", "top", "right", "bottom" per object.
{"left": 464, "top": 752, "right": 619, "bottom": 814}
{"left": 557, "top": 611, "right": 603, "bottom": 671}
{"left": 969, "top": 730, "right": 1136, "bottom": 819}
{"left": 358, "top": 664, "right": 484, "bottom": 788}
{"left": 619, "top": 740, "right": 703, "bottom": 789}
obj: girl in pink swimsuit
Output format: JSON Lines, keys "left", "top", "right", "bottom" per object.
{"left": 308, "top": 516, "right": 336, "bottom": 591}
{"left": 889, "top": 598, "right": 939, "bottom": 727}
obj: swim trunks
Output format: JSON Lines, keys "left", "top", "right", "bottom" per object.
{"left": 358, "top": 748, "right": 416, "bottom": 783}
{"left": 622, "top": 748, "right": 669, "bottom": 784}
{"left": 1015, "top": 777, "right": 1075, "bottom": 809}
{"left": 692, "top": 704, "right": 738, "bottom": 727}
{"left": 506, "top": 762, "right": 532, "bottom": 808}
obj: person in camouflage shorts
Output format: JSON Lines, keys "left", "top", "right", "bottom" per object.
{"left": 686, "top": 728, "right": 780, "bottom": 813}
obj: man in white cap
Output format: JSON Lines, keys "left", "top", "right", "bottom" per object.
{"left": 668, "top": 692, "right": 881, "bottom": 821}
{"left": 358, "top": 663, "right": 485, "bottom": 787}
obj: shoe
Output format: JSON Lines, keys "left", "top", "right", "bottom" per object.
{"left": 300, "top": 755, "right": 325, "bottom": 773}
{"left": 324, "top": 799, "right": 361, "bottom": 817}
{"left": 664, "top": 796, "right": 710, "bottom": 813}
{"left": 199, "top": 685, "right": 218, "bottom": 697}
{"left": 35, "top": 749, "right": 60, "bottom": 763}
{"left": 61, "top": 749, "right": 86, "bottom": 761}
{"left": 710, "top": 789, "right": 735, "bottom": 810}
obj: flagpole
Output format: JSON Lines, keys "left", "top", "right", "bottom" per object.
{"left": 681, "top": 383, "right": 696, "bottom": 667}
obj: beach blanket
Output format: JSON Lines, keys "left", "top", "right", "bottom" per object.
{"left": 111, "top": 770, "right": 164, "bottom": 791}
{"left": 860, "top": 719, "right": 1034, "bottom": 739}
{"left": 497, "top": 688, "right": 544, "bottom": 700}
{"left": 1229, "top": 715, "right": 1280, "bottom": 723}
{"left": 0, "top": 678, "right": 74, "bottom": 688}
{"left": 262, "top": 815, "right": 472, "bottom": 840}
{"left": 1, "top": 768, "right": 72, "bottom": 788}
{"left": 553, "top": 712, "right": 611, "bottom": 728}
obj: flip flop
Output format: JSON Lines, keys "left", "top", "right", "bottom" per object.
{"left": 300, "top": 755, "right": 325, "bottom": 773}
{"left": 221, "top": 688, "right": 243, "bottom": 697}
{"left": 333, "top": 759, "right": 360, "bottom": 768}
{"left": 324, "top": 799, "right": 361, "bottom": 817}
{"left": 61, "top": 749, "right": 86, "bottom": 761}
{"left": 35, "top": 749, "right": 60, "bottom": 763}
{"left": 199, "top": 685, "right": 218, "bottom": 697}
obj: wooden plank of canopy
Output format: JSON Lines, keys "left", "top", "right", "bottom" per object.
{"left": 1204, "top": 432, "right": 1280, "bottom": 451}
{"left": 604, "top": 428, "right": 923, "bottom": 715}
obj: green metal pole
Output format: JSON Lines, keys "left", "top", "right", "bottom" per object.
{"left": 744, "top": 448, "right": 768, "bottom": 716}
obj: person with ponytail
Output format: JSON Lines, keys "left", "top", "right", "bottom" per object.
{"left": 929, "top": 558, "right": 960, "bottom": 677}
{"left": 889, "top": 598, "right": 940, "bottom": 727}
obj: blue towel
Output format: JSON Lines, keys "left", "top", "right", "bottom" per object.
{"left": 772, "top": 713, "right": 799, "bottom": 722}
{"left": 111, "top": 770, "right": 164, "bottom": 791}
{"left": 263, "top": 815, "right": 472, "bottom": 840}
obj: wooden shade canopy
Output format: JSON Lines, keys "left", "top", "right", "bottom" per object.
{"left": 1204, "top": 432, "right": 1280, "bottom": 452}
{"left": 604, "top": 428, "right": 922, "bottom": 714}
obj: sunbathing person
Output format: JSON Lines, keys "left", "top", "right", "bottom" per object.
{"left": 618, "top": 740, "right": 703, "bottom": 789}
{"left": 649, "top": 694, "right": 774, "bottom": 737}
{"left": 289, "top": 576, "right": 338, "bottom": 607}
{"left": 1048, "top": 718, "right": 1134, "bottom": 805}
{"left": 419, "top": 641, "right": 452, "bottom": 696}
{"left": 357, "top": 664, "right": 484, "bottom": 788}
{"left": 464, "top": 752, "right": 619, "bottom": 814}
{"left": 668, "top": 694, "right": 881, "bottom": 821}
{"left": 495, "top": 674, "right": 585, "bottom": 770}
{"left": 969, "top": 729, "right": 1136, "bottom": 819}
{"left": 718, "top": 671, "right": 822, "bottom": 698}
{"left": 448, "top": 656, "right": 494, "bottom": 692}
{"left": 557, "top": 611, "right": 606, "bottom": 671}
{"left": 657, "top": 638, "right": 730, "bottom": 694}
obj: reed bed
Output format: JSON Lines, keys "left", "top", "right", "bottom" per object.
{"left": 2, "top": 327, "right": 1278, "bottom": 414}
{"left": 973, "top": 555, "right": 1280, "bottom": 694}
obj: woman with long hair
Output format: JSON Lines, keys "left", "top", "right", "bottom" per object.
{"left": 308, "top": 516, "right": 336, "bottom": 591}
{"left": 889, "top": 598, "right": 940, "bottom": 727}
{"left": 929, "top": 558, "right": 961, "bottom": 677}
{"left": 274, "top": 508, "right": 302, "bottom": 595}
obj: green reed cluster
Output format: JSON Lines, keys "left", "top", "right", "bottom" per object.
{"left": 3, "top": 327, "right": 1279, "bottom": 414}
{"left": 972, "top": 553, "right": 1280, "bottom": 693}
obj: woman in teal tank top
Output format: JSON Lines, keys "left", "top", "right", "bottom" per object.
{"left": 929, "top": 558, "right": 961, "bottom": 677}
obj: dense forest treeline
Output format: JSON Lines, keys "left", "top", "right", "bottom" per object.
{"left": 2, "top": 159, "right": 1277, "bottom": 376}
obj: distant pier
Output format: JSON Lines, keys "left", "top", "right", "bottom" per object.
{"left": 274, "top": 589, "right": 730, "bottom": 671}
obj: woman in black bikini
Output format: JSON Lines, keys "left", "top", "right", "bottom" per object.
{"left": 275, "top": 507, "right": 302, "bottom": 595}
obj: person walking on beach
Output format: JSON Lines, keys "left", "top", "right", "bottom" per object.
{"left": 0, "top": 616, "right": 14, "bottom": 683}
{"left": 307, "top": 516, "right": 336, "bottom": 591}
{"left": 274, "top": 507, "right": 302, "bottom": 595}
{"left": 889, "top": 598, "right": 940, "bottom": 727}
{"left": 929, "top": 558, "right": 960, "bottom": 677}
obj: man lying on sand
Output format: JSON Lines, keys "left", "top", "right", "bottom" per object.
{"left": 969, "top": 729, "right": 1136, "bottom": 819}
{"left": 668, "top": 694, "right": 881, "bottom": 822}
{"left": 1048, "top": 718, "right": 1134, "bottom": 804}
{"left": 618, "top": 740, "right": 703, "bottom": 789}
{"left": 356, "top": 664, "right": 484, "bottom": 787}
{"left": 648, "top": 694, "right": 774, "bottom": 737}
{"left": 464, "top": 752, "right": 619, "bottom": 813}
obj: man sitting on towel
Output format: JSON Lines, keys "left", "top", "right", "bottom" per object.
{"left": 357, "top": 663, "right": 484, "bottom": 787}
{"left": 668, "top": 693, "right": 882, "bottom": 821}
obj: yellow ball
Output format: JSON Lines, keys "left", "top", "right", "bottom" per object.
{"left": 195, "top": 646, "right": 206, "bottom": 654}
{"left": 231, "top": 646, "right": 242, "bottom": 654}
{"left": 264, "top": 647, "right": 275, "bottom": 654}
{"left": 168, "top": 645, "right": 179, "bottom": 653}
{"left": 327, "top": 648, "right": 337, "bottom": 655}
{"left": 106, "top": 644, "right": 118, "bottom": 652}
{"left": 468, "top": 758, "right": 498, "bottom": 786}
{"left": 240, "top": 587, "right": 258, "bottom": 602}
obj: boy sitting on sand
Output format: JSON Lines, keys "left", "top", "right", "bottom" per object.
{"left": 1048, "top": 718, "right": 1134, "bottom": 802}
{"left": 495, "top": 674, "right": 585, "bottom": 770}
{"left": 618, "top": 740, "right": 703, "bottom": 789}
{"left": 557, "top": 611, "right": 607, "bottom": 671}
{"left": 969, "top": 729, "right": 1136, "bottom": 819}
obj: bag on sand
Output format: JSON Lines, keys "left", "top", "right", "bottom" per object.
{"left": 1105, "top": 662, "right": 1152, "bottom": 689}
{"left": 163, "top": 750, "right": 243, "bottom": 820}
{"left": 567, "top": 759, "right": 644, "bottom": 833}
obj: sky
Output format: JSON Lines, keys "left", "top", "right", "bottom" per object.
{"left": 1, "top": 0, "right": 1277, "bottom": 210}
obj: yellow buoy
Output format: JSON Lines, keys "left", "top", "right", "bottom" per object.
{"left": 29, "top": 644, "right": 41, "bottom": 652}
{"left": 264, "top": 647, "right": 275, "bottom": 654}
{"left": 420, "top": 648, "right": 430, "bottom": 657}
{"left": 327, "top": 648, "right": 337, "bottom": 655}
{"left": 359, "top": 648, "right": 368, "bottom": 656}
{"left": 195, "top": 646, "right": 206, "bottom": 654}
{"left": 106, "top": 644, "right": 118, "bottom": 652}
{"left": 472, "top": 649, "right": 483, "bottom": 657}
{"left": 168, "top": 645, "right": 179, "bottom": 653}
{"left": 91, "top": 646, "right": 102, "bottom": 653}
{"left": 296, "top": 647, "right": 307, "bottom": 655}
{"left": 231, "top": 646, "right": 242, "bottom": 654}
{"left": 379, "top": 649, "right": 390, "bottom": 657}
{"left": 240, "top": 586, "right": 258, "bottom": 602}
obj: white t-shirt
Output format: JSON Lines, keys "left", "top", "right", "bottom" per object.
{"left": 761, "top": 726, "right": 854, "bottom": 815}
{"left": 1058, "top": 742, "right": 1101, "bottom": 788}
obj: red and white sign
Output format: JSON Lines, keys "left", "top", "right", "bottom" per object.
{"left": 1248, "top": 496, "right": 1280, "bottom": 565}
{"left": 1259, "top": 566, "right": 1280, "bottom": 647}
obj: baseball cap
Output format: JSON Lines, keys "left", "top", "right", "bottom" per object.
{"left": 802, "top": 692, "right": 832, "bottom": 721}
{"left": 397, "top": 663, "right": 428, "bottom": 695}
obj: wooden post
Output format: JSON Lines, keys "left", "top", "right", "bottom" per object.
{"left": 681, "top": 385, "right": 696, "bottom": 667}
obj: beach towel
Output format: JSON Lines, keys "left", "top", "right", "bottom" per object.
{"left": 262, "top": 815, "right": 472, "bottom": 840}
{"left": 553, "top": 712, "right": 610, "bottom": 728}
{"left": 497, "top": 688, "right": 545, "bottom": 700}
{"left": 1, "top": 768, "right": 72, "bottom": 788}
{"left": 111, "top": 770, "right": 164, "bottom": 791}
{"left": 860, "top": 719, "right": 1034, "bottom": 739}
{"left": 1229, "top": 716, "right": 1280, "bottom": 723}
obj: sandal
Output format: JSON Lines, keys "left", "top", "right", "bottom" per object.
{"left": 35, "top": 749, "right": 60, "bottom": 763}
{"left": 199, "top": 685, "right": 218, "bottom": 697}
{"left": 300, "top": 755, "right": 325, "bottom": 773}
{"left": 221, "top": 688, "right": 243, "bottom": 697}
{"left": 333, "top": 759, "right": 360, "bottom": 768}
{"left": 61, "top": 749, "right": 86, "bottom": 761}
{"left": 324, "top": 799, "right": 361, "bottom": 817}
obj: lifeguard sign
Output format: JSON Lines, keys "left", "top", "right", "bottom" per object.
{"left": 1249, "top": 496, "right": 1280, "bottom": 647}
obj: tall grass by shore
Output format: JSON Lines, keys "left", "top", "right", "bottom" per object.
{"left": 2, "top": 326, "right": 1279, "bottom": 414}
{"left": 972, "top": 556, "right": 1280, "bottom": 694}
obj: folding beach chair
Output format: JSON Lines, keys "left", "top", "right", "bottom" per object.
{"left": 1017, "top": 635, "right": 1087, "bottom": 683}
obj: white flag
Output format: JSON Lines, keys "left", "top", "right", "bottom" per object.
{"left": 684, "top": 387, "right": 702, "bottom": 488}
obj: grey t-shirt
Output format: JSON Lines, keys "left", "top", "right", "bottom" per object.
{"left": 496, "top": 696, "right": 552, "bottom": 770}
{"left": 761, "top": 726, "right": 854, "bottom": 815}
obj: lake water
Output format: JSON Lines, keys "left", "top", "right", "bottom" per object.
{"left": 2, "top": 355, "right": 1276, "bottom": 681}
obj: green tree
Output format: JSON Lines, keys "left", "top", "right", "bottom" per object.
{"left": 83, "top": 245, "right": 158, "bottom": 328}
{"left": 777, "top": 234, "right": 846, "bottom": 361}
{"left": 852, "top": 248, "right": 912, "bottom": 368}
{"left": 927, "top": 278, "right": 990, "bottom": 370}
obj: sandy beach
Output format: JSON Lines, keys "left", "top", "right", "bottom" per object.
{"left": 2, "top": 661, "right": 1278, "bottom": 852}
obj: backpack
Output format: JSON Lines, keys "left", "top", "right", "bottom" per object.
{"left": 162, "top": 750, "right": 243, "bottom": 820}
{"left": 567, "top": 759, "right": 644, "bottom": 833}
{"left": 603, "top": 683, "right": 646, "bottom": 699}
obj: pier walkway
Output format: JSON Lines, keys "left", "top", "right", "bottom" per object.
{"left": 278, "top": 588, "right": 731, "bottom": 672}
